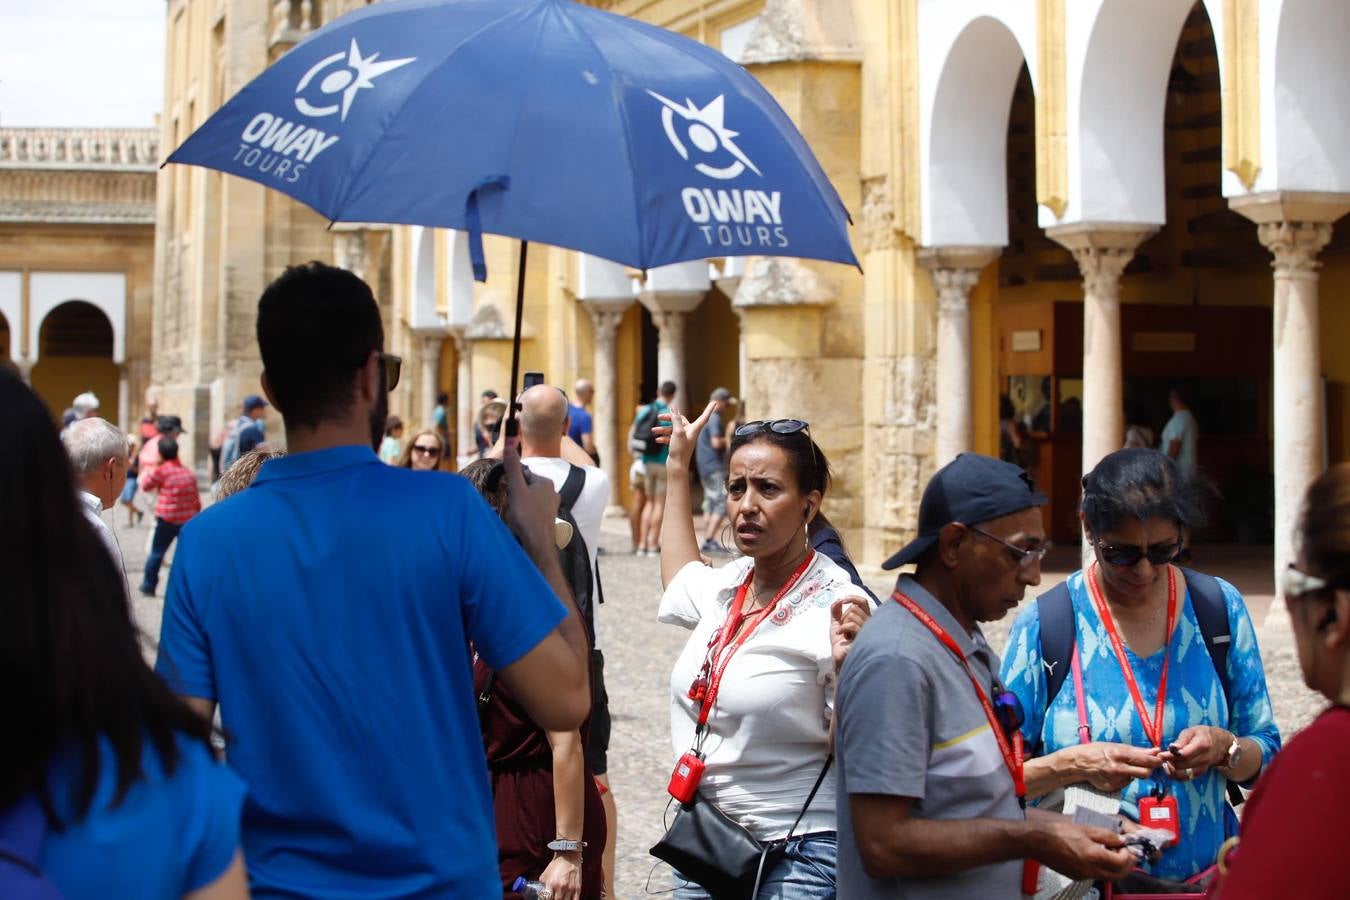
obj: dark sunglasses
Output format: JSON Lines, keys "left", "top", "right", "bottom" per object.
{"left": 734, "top": 419, "right": 809, "bottom": 438}
{"left": 1094, "top": 538, "right": 1183, "bottom": 568}
{"left": 380, "top": 353, "right": 402, "bottom": 392}
{"left": 992, "top": 684, "right": 1025, "bottom": 737}
{"left": 412, "top": 444, "right": 441, "bottom": 456}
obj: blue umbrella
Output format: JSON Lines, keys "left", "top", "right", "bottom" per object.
{"left": 167, "top": 0, "right": 857, "bottom": 417}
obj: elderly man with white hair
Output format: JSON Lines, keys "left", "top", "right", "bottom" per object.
{"left": 62, "top": 416, "right": 129, "bottom": 580}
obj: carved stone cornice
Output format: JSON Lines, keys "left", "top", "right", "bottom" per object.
{"left": 0, "top": 166, "right": 155, "bottom": 225}
{"left": 1046, "top": 224, "right": 1156, "bottom": 301}
{"left": 732, "top": 257, "right": 834, "bottom": 308}
{"left": 0, "top": 128, "right": 158, "bottom": 171}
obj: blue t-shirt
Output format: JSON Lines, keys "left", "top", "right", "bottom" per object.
{"left": 42, "top": 733, "right": 245, "bottom": 899}
{"left": 156, "top": 445, "right": 567, "bottom": 898}
{"left": 1000, "top": 570, "right": 1281, "bottom": 881}
{"left": 567, "top": 404, "right": 593, "bottom": 445}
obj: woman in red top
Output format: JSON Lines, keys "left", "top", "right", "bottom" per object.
{"left": 1212, "top": 463, "right": 1350, "bottom": 899}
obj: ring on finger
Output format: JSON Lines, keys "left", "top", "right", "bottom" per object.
{"left": 1185, "top": 768, "right": 1194, "bottom": 780}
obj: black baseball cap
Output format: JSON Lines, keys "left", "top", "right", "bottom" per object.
{"left": 881, "top": 453, "right": 1048, "bottom": 570}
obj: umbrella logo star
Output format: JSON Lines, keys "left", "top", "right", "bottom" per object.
{"left": 294, "top": 39, "right": 416, "bottom": 122}
{"left": 647, "top": 91, "right": 761, "bottom": 180}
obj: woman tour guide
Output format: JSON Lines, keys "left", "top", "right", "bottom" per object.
{"left": 654, "top": 405, "right": 873, "bottom": 898}
{"left": 1000, "top": 448, "right": 1280, "bottom": 883}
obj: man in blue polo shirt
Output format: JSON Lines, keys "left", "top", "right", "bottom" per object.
{"left": 156, "top": 262, "right": 591, "bottom": 897}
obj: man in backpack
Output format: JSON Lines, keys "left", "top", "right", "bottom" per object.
{"left": 517, "top": 383, "right": 618, "bottom": 897}
{"left": 633, "top": 381, "right": 676, "bottom": 556}
{"left": 220, "top": 395, "right": 268, "bottom": 475}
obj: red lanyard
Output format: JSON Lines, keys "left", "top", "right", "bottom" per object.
{"left": 1086, "top": 562, "right": 1178, "bottom": 748}
{"left": 692, "top": 552, "right": 815, "bottom": 729}
{"left": 892, "top": 590, "right": 1026, "bottom": 803}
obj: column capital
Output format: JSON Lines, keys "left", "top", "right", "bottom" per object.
{"left": 638, "top": 290, "right": 704, "bottom": 316}
{"left": 1254, "top": 220, "right": 1334, "bottom": 278}
{"left": 918, "top": 247, "right": 999, "bottom": 320}
{"left": 916, "top": 246, "right": 1000, "bottom": 273}
{"left": 1047, "top": 223, "right": 1155, "bottom": 301}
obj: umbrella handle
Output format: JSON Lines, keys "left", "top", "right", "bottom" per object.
{"left": 504, "top": 238, "right": 529, "bottom": 452}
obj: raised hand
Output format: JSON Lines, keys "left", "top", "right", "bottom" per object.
{"left": 830, "top": 596, "right": 872, "bottom": 672}
{"left": 652, "top": 401, "right": 716, "bottom": 472}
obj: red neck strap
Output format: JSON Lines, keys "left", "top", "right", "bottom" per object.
{"left": 694, "top": 552, "right": 816, "bottom": 728}
{"left": 1085, "top": 563, "right": 1178, "bottom": 748}
{"left": 891, "top": 590, "right": 1026, "bottom": 803}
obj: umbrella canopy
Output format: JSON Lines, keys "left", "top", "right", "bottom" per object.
{"left": 167, "top": 0, "right": 858, "bottom": 279}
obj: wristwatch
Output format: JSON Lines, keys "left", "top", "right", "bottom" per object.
{"left": 547, "top": 839, "right": 587, "bottom": 854}
{"left": 1218, "top": 733, "right": 1242, "bottom": 773}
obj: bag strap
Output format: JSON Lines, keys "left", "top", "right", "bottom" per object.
{"left": 785, "top": 755, "right": 833, "bottom": 841}
{"left": 1034, "top": 581, "right": 1075, "bottom": 754}
{"left": 1180, "top": 567, "right": 1245, "bottom": 808}
{"left": 559, "top": 464, "right": 586, "bottom": 513}
{"left": 0, "top": 793, "right": 47, "bottom": 875}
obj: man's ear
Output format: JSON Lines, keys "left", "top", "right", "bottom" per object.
{"left": 1326, "top": 590, "right": 1350, "bottom": 651}
{"left": 936, "top": 522, "right": 967, "bottom": 568}
{"left": 260, "top": 371, "right": 283, "bottom": 414}
{"left": 358, "top": 351, "right": 381, "bottom": 403}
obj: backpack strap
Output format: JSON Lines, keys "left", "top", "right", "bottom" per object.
{"left": 1179, "top": 567, "right": 1246, "bottom": 807}
{"left": 559, "top": 464, "right": 586, "bottom": 514}
{"left": 1033, "top": 581, "right": 1076, "bottom": 755}
{"left": 0, "top": 793, "right": 48, "bottom": 880}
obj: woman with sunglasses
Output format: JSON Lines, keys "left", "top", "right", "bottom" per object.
{"left": 1209, "top": 463, "right": 1350, "bottom": 899}
{"left": 396, "top": 426, "right": 448, "bottom": 471}
{"left": 1000, "top": 448, "right": 1280, "bottom": 884}
{"left": 654, "top": 405, "right": 874, "bottom": 899}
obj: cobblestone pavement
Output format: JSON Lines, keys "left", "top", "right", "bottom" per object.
{"left": 109, "top": 503, "right": 1326, "bottom": 899}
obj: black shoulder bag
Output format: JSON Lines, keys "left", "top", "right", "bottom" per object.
{"left": 650, "top": 755, "right": 832, "bottom": 900}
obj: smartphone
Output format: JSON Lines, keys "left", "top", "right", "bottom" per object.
{"left": 523, "top": 371, "right": 545, "bottom": 390}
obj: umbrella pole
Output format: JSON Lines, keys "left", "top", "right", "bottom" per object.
{"left": 504, "top": 239, "right": 529, "bottom": 444}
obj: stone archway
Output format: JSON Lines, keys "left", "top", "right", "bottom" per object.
{"left": 923, "top": 15, "right": 1034, "bottom": 247}
{"left": 31, "top": 300, "right": 119, "bottom": 422}
{"left": 1073, "top": 0, "right": 1222, "bottom": 224}
{"left": 1270, "top": 0, "right": 1350, "bottom": 190}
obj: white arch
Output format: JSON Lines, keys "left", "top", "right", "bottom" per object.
{"left": 919, "top": 3, "right": 1037, "bottom": 247}
{"left": 1260, "top": 0, "right": 1350, "bottom": 192}
{"left": 0, "top": 271, "right": 19, "bottom": 363}
{"left": 29, "top": 272, "right": 125, "bottom": 364}
{"left": 1064, "top": 0, "right": 1223, "bottom": 225}
{"left": 408, "top": 226, "right": 440, "bottom": 330}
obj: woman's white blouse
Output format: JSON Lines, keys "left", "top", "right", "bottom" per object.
{"left": 659, "top": 552, "right": 872, "bottom": 840}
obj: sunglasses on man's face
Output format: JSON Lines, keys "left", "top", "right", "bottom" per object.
{"left": 734, "top": 419, "right": 809, "bottom": 438}
{"left": 380, "top": 353, "right": 402, "bottom": 392}
{"left": 1094, "top": 538, "right": 1184, "bottom": 568}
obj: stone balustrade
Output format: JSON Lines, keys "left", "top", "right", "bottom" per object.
{"left": 0, "top": 128, "right": 159, "bottom": 171}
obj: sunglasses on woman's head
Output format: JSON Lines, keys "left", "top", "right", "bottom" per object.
{"left": 1281, "top": 564, "right": 1348, "bottom": 600}
{"left": 1094, "top": 538, "right": 1184, "bottom": 568}
{"left": 734, "top": 419, "right": 809, "bottom": 438}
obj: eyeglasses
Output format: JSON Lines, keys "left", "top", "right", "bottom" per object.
{"left": 734, "top": 419, "right": 809, "bottom": 438}
{"left": 1281, "top": 564, "right": 1347, "bottom": 600}
{"left": 968, "top": 525, "right": 1050, "bottom": 568}
{"left": 412, "top": 444, "right": 441, "bottom": 456}
{"left": 1093, "top": 538, "right": 1183, "bottom": 568}
{"left": 992, "top": 683, "right": 1025, "bottom": 738}
{"left": 380, "top": 353, "right": 402, "bottom": 392}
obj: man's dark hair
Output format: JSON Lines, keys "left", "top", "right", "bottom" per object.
{"left": 257, "top": 262, "right": 384, "bottom": 429}
{"left": 436, "top": 391, "right": 449, "bottom": 406}
{"left": 1170, "top": 383, "right": 1191, "bottom": 406}
{"left": 0, "top": 371, "right": 212, "bottom": 821}
{"left": 481, "top": 389, "right": 498, "bottom": 401}
{"left": 659, "top": 381, "right": 676, "bottom": 399}
{"left": 158, "top": 436, "right": 180, "bottom": 461}
{"left": 1081, "top": 448, "right": 1207, "bottom": 537}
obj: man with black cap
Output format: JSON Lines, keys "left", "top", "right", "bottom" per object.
{"left": 834, "top": 453, "right": 1135, "bottom": 898}
{"left": 220, "top": 394, "right": 268, "bottom": 474}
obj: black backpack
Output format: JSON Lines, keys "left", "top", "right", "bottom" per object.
{"left": 1035, "top": 566, "right": 1244, "bottom": 806}
{"left": 555, "top": 465, "right": 603, "bottom": 639}
{"left": 632, "top": 404, "right": 661, "bottom": 456}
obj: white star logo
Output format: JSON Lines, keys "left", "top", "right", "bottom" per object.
{"left": 647, "top": 91, "right": 761, "bottom": 180}
{"left": 294, "top": 39, "right": 416, "bottom": 122}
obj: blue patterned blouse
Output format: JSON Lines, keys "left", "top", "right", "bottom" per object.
{"left": 1000, "top": 568, "right": 1282, "bottom": 881}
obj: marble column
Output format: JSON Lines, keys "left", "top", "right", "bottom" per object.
{"left": 117, "top": 364, "right": 131, "bottom": 433}
{"left": 585, "top": 301, "right": 634, "bottom": 511}
{"left": 1232, "top": 193, "right": 1350, "bottom": 602}
{"left": 918, "top": 248, "right": 999, "bottom": 467}
{"left": 1047, "top": 225, "right": 1155, "bottom": 482}
{"left": 418, "top": 336, "right": 441, "bottom": 425}
{"left": 639, "top": 291, "right": 704, "bottom": 408}
{"left": 451, "top": 328, "right": 473, "bottom": 465}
